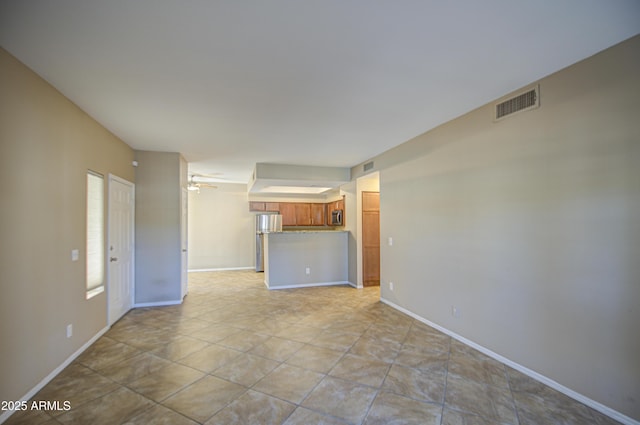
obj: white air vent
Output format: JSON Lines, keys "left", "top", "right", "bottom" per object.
{"left": 495, "top": 85, "right": 539, "bottom": 120}
{"left": 363, "top": 161, "right": 374, "bottom": 172}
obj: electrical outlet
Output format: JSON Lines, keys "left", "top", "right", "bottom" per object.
{"left": 305, "top": 267, "right": 310, "bottom": 275}
{"left": 66, "top": 324, "right": 73, "bottom": 338}
{"left": 389, "top": 282, "right": 394, "bottom": 291}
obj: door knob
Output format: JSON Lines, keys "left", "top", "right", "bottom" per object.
{"left": 110, "top": 257, "right": 118, "bottom": 262}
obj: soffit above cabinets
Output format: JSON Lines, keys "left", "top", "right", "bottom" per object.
{"left": 248, "top": 163, "right": 350, "bottom": 195}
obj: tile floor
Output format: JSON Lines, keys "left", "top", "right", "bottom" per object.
{"left": 5, "top": 270, "right": 622, "bottom": 425}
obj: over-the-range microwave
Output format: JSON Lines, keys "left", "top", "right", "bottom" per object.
{"left": 331, "top": 209, "right": 343, "bottom": 226}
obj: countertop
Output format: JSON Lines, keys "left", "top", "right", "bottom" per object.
{"left": 276, "top": 230, "right": 347, "bottom": 233}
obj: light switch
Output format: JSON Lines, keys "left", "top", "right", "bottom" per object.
{"left": 388, "top": 237, "right": 393, "bottom": 246}
{"left": 71, "top": 249, "right": 79, "bottom": 261}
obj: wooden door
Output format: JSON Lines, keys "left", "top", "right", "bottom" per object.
{"left": 362, "top": 191, "right": 380, "bottom": 286}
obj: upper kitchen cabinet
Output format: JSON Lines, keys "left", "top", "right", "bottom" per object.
{"left": 294, "top": 203, "right": 312, "bottom": 226}
{"left": 292, "top": 203, "right": 326, "bottom": 226}
{"left": 311, "top": 203, "right": 326, "bottom": 226}
{"left": 326, "top": 196, "right": 346, "bottom": 226}
{"left": 279, "top": 203, "right": 297, "bottom": 226}
{"left": 277, "top": 202, "right": 326, "bottom": 226}
{"left": 249, "top": 202, "right": 280, "bottom": 212}
{"left": 250, "top": 198, "right": 341, "bottom": 227}
{"left": 326, "top": 197, "right": 344, "bottom": 214}
{"left": 249, "top": 201, "right": 266, "bottom": 211}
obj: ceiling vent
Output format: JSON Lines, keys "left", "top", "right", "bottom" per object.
{"left": 363, "top": 161, "right": 374, "bottom": 172}
{"left": 495, "top": 85, "right": 539, "bottom": 121}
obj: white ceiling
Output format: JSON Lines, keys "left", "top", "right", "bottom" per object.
{"left": 1, "top": 1, "right": 639, "bottom": 183}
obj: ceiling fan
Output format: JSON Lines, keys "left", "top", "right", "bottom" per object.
{"left": 187, "top": 173, "right": 218, "bottom": 193}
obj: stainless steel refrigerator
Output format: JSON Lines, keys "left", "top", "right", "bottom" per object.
{"left": 255, "top": 214, "right": 282, "bottom": 272}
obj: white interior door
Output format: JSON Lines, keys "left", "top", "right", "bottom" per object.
{"left": 108, "top": 175, "right": 135, "bottom": 325}
{"left": 180, "top": 188, "right": 188, "bottom": 299}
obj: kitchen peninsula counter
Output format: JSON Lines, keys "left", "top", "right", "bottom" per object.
{"left": 279, "top": 229, "right": 346, "bottom": 233}
{"left": 263, "top": 231, "right": 349, "bottom": 289}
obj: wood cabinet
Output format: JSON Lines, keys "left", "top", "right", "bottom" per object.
{"left": 294, "top": 203, "right": 312, "bottom": 225}
{"left": 292, "top": 203, "right": 327, "bottom": 226}
{"left": 265, "top": 202, "right": 280, "bottom": 212}
{"left": 249, "top": 202, "right": 280, "bottom": 212}
{"left": 311, "top": 203, "right": 325, "bottom": 226}
{"left": 250, "top": 197, "right": 342, "bottom": 227}
{"left": 279, "top": 203, "right": 297, "bottom": 226}
{"left": 362, "top": 192, "right": 379, "bottom": 211}
{"left": 249, "top": 201, "right": 266, "bottom": 211}
{"left": 326, "top": 196, "right": 345, "bottom": 226}
{"left": 328, "top": 201, "right": 336, "bottom": 221}
{"left": 362, "top": 191, "right": 380, "bottom": 286}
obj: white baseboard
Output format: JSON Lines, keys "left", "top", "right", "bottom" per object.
{"left": 0, "top": 326, "right": 110, "bottom": 425}
{"left": 133, "top": 300, "right": 182, "bottom": 308}
{"left": 266, "top": 281, "right": 351, "bottom": 290}
{"left": 188, "top": 266, "right": 254, "bottom": 272}
{"left": 380, "top": 297, "right": 639, "bottom": 425}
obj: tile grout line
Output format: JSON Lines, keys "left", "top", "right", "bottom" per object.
{"left": 439, "top": 333, "right": 452, "bottom": 425}
{"left": 358, "top": 318, "right": 409, "bottom": 425}
{"left": 98, "top": 328, "right": 216, "bottom": 424}
{"left": 18, "top": 272, "right": 587, "bottom": 425}
{"left": 98, "top": 318, "right": 258, "bottom": 425}
{"left": 505, "top": 366, "right": 522, "bottom": 425}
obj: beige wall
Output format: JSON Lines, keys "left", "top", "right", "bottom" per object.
{"left": 134, "top": 150, "right": 185, "bottom": 304}
{"left": 265, "top": 231, "right": 348, "bottom": 288}
{"left": 0, "top": 48, "right": 135, "bottom": 404}
{"left": 351, "top": 36, "right": 640, "bottom": 420}
{"left": 188, "top": 182, "right": 254, "bottom": 270}
{"left": 341, "top": 181, "right": 358, "bottom": 286}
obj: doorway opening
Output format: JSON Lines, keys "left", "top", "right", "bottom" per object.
{"left": 356, "top": 172, "right": 380, "bottom": 288}
{"left": 362, "top": 191, "right": 380, "bottom": 286}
